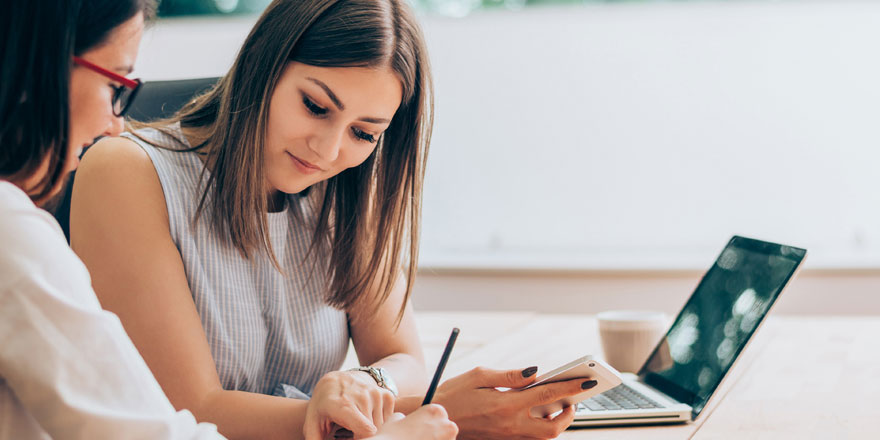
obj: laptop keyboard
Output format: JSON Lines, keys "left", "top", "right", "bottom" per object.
{"left": 576, "top": 384, "right": 664, "bottom": 412}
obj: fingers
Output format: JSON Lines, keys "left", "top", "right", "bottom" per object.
{"left": 373, "top": 406, "right": 458, "bottom": 440}
{"left": 302, "top": 412, "right": 321, "bottom": 440}
{"left": 336, "top": 403, "right": 378, "bottom": 438}
{"left": 344, "top": 371, "right": 394, "bottom": 430}
{"left": 462, "top": 366, "right": 540, "bottom": 389}
{"left": 520, "top": 404, "right": 576, "bottom": 439}
{"left": 381, "top": 388, "right": 395, "bottom": 427}
{"left": 369, "top": 392, "right": 385, "bottom": 430}
{"left": 415, "top": 404, "right": 459, "bottom": 439}
{"left": 304, "top": 407, "right": 335, "bottom": 440}
{"left": 415, "top": 403, "right": 449, "bottom": 419}
{"left": 309, "top": 370, "right": 397, "bottom": 439}
{"left": 360, "top": 386, "right": 393, "bottom": 434}
{"left": 517, "top": 377, "right": 592, "bottom": 406}
{"left": 552, "top": 404, "right": 576, "bottom": 424}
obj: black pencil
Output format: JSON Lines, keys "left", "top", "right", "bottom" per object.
{"left": 422, "top": 327, "right": 460, "bottom": 405}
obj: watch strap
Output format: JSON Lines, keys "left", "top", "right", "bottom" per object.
{"left": 348, "top": 366, "right": 398, "bottom": 396}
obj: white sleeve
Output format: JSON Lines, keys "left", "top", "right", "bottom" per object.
{"left": 0, "top": 185, "right": 226, "bottom": 440}
{"left": 0, "top": 277, "right": 225, "bottom": 440}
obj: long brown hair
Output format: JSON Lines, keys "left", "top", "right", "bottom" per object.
{"left": 138, "top": 0, "right": 432, "bottom": 321}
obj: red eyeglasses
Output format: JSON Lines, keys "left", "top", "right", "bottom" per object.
{"left": 73, "top": 56, "right": 142, "bottom": 117}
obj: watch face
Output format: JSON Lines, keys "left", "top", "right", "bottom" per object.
{"left": 351, "top": 367, "right": 398, "bottom": 396}
{"left": 376, "top": 368, "right": 399, "bottom": 396}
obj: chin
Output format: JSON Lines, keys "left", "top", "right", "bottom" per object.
{"left": 275, "top": 181, "right": 311, "bottom": 195}
{"left": 268, "top": 171, "right": 308, "bottom": 194}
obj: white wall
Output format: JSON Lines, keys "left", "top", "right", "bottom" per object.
{"left": 421, "top": 1, "right": 880, "bottom": 271}
{"left": 136, "top": 1, "right": 880, "bottom": 271}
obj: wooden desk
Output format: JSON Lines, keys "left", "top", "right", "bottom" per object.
{"left": 398, "top": 312, "right": 880, "bottom": 439}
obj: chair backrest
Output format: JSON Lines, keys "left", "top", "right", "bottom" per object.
{"left": 53, "top": 77, "right": 220, "bottom": 241}
{"left": 126, "top": 77, "right": 219, "bottom": 122}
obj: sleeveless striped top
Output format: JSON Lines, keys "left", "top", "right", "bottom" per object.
{"left": 124, "top": 124, "right": 349, "bottom": 400}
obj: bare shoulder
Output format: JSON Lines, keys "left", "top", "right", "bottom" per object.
{"left": 71, "top": 135, "right": 169, "bottom": 230}
{"left": 75, "top": 135, "right": 156, "bottom": 189}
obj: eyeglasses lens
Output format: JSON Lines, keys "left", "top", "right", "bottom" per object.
{"left": 113, "top": 86, "right": 130, "bottom": 116}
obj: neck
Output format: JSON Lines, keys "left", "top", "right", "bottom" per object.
{"left": 267, "top": 190, "right": 286, "bottom": 213}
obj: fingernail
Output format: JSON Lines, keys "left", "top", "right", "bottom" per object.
{"left": 581, "top": 380, "right": 598, "bottom": 390}
{"left": 522, "top": 366, "right": 538, "bottom": 378}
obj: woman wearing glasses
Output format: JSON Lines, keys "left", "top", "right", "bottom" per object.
{"left": 0, "top": 0, "right": 455, "bottom": 439}
{"left": 0, "top": 0, "right": 224, "bottom": 437}
{"left": 70, "top": 0, "right": 587, "bottom": 439}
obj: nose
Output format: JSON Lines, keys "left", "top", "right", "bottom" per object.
{"left": 104, "top": 115, "right": 125, "bottom": 137}
{"left": 308, "top": 128, "right": 345, "bottom": 163}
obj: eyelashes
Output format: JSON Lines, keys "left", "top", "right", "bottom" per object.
{"left": 352, "top": 127, "right": 376, "bottom": 143}
{"left": 302, "top": 95, "right": 327, "bottom": 116}
{"left": 301, "top": 93, "right": 379, "bottom": 144}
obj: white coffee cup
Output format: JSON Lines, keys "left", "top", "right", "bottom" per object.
{"left": 597, "top": 310, "right": 668, "bottom": 373}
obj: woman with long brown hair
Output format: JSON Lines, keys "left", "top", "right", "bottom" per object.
{"left": 71, "top": 0, "right": 587, "bottom": 438}
{"left": 1, "top": 0, "right": 451, "bottom": 437}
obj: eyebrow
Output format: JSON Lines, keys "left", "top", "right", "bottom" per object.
{"left": 307, "top": 76, "right": 392, "bottom": 124}
{"left": 358, "top": 116, "right": 390, "bottom": 124}
{"left": 115, "top": 65, "right": 134, "bottom": 75}
{"left": 307, "top": 77, "right": 345, "bottom": 111}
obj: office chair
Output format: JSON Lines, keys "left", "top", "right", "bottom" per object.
{"left": 53, "top": 77, "right": 220, "bottom": 241}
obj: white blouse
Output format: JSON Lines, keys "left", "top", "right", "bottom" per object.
{"left": 0, "top": 181, "right": 224, "bottom": 439}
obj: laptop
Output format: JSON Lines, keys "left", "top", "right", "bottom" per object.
{"left": 571, "top": 235, "right": 807, "bottom": 427}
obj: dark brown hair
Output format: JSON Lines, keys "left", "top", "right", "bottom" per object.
{"left": 0, "top": 0, "right": 75, "bottom": 203}
{"left": 75, "top": 0, "right": 157, "bottom": 55}
{"left": 0, "top": 0, "right": 155, "bottom": 204}
{"left": 141, "top": 0, "right": 433, "bottom": 321}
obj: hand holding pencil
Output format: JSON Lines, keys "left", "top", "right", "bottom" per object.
{"left": 363, "top": 327, "right": 461, "bottom": 440}
{"left": 327, "top": 328, "right": 460, "bottom": 440}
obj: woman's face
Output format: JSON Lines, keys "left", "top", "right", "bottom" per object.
{"left": 264, "top": 62, "right": 403, "bottom": 195}
{"left": 67, "top": 12, "right": 144, "bottom": 175}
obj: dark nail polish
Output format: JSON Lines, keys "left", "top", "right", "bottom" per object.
{"left": 522, "top": 366, "right": 538, "bottom": 378}
{"left": 581, "top": 380, "right": 598, "bottom": 390}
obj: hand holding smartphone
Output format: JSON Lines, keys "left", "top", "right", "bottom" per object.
{"left": 519, "top": 356, "right": 623, "bottom": 418}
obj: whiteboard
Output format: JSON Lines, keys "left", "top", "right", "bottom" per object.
{"left": 419, "top": 2, "right": 880, "bottom": 270}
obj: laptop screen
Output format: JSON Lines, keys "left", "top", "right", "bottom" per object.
{"left": 638, "top": 236, "right": 806, "bottom": 418}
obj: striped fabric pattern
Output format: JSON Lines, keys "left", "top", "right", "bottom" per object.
{"left": 124, "top": 124, "right": 349, "bottom": 399}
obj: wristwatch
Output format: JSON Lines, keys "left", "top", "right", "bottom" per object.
{"left": 349, "top": 366, "right": 399, "bottom": 396}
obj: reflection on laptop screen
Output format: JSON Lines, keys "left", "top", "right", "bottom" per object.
{"left": 639, "top": 236, "right": 806, "bottom": 418}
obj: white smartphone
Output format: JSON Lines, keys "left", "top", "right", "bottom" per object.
{"left": 519, "top": 356, "right": 623, "bottom": 418}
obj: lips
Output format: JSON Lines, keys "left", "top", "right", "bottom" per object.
{"left": 295, "top": 155, "right": 321, "bottom": 170}
{"left": 286, "top": 152, "right": 324, "bottom": 174}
